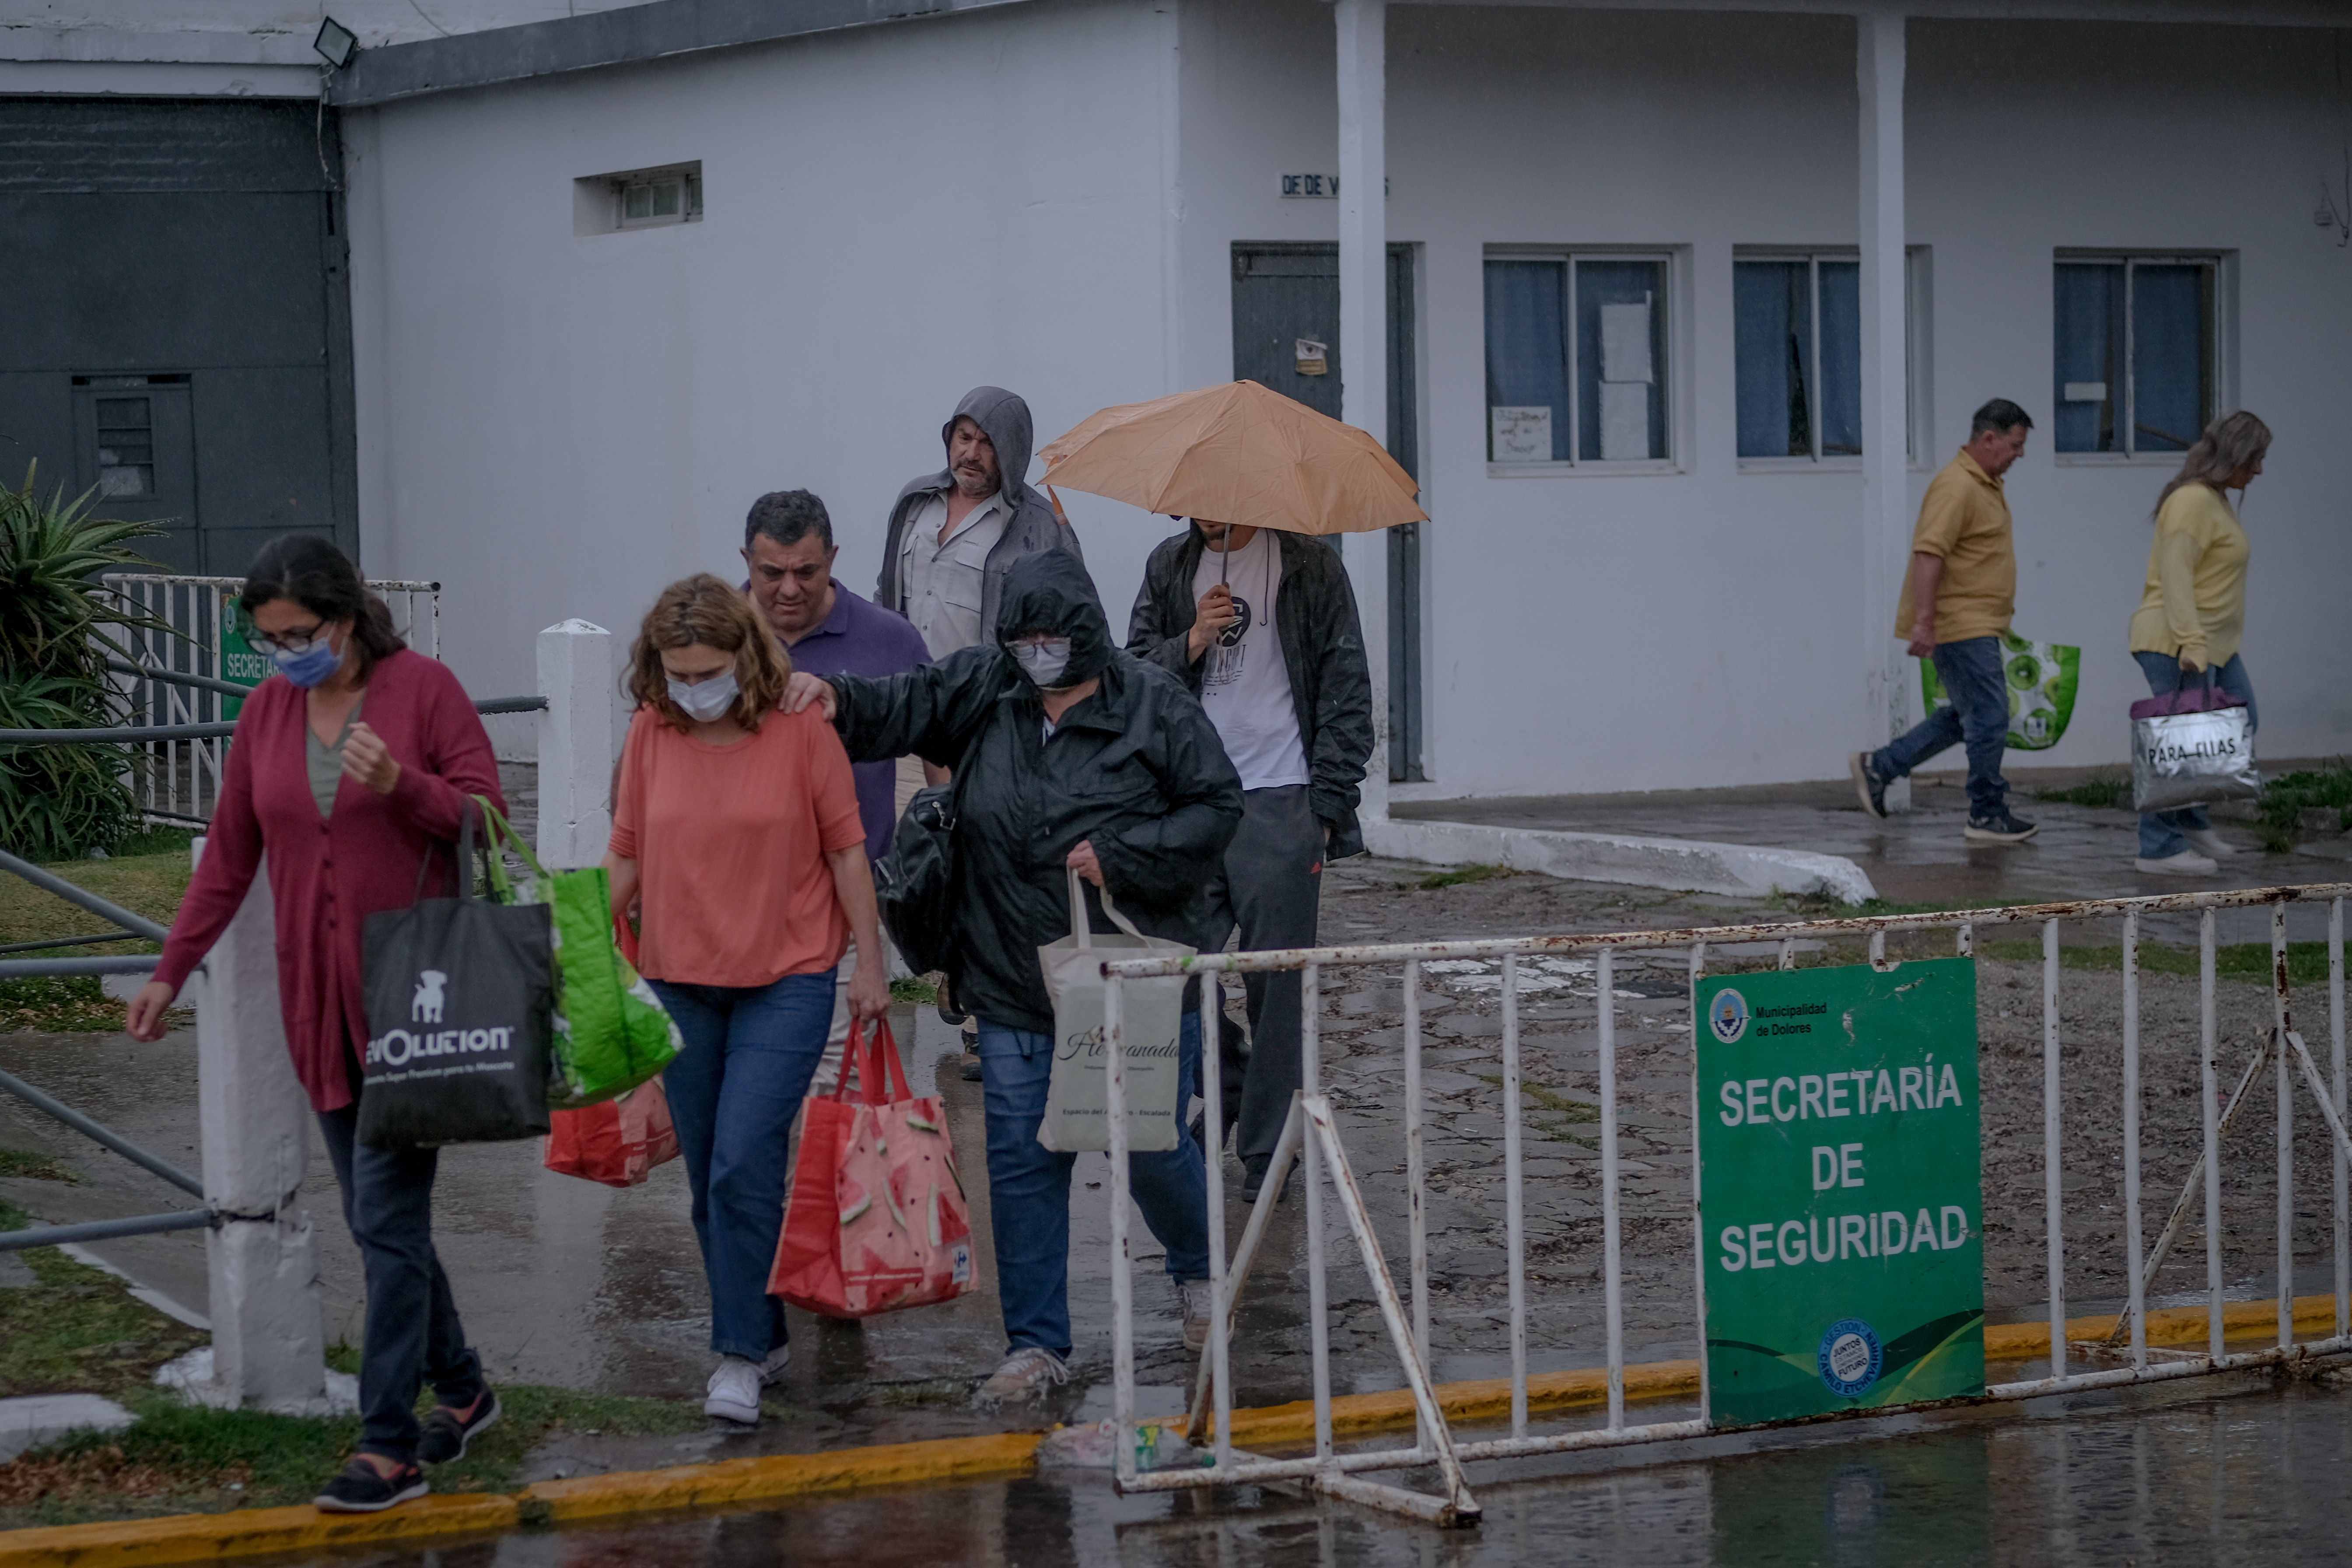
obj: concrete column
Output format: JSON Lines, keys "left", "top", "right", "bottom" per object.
{"left": 1858, "top": 8, "right": 1914, "bottom": 810}
{"left": 1337, "top": 0, "right": 1391, "bottom": 819}
{"left": 537, "top": 619, "right": 614, "bottom": 869}
{"left": 191, "top": 845, "right": 329, "bottom": 1411}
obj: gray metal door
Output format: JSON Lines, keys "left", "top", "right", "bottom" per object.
{"left": 1230, "top": 243, "right": 1422, "bottom": 781}
{"left": 0, "top": 98, "right": 357, "bottom": 576}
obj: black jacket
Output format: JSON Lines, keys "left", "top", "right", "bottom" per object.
{"left": 875, "top": 385, "right": 1082, "bottom": 646}
{"left": 1125, "top": 526, "right": 1376, "bottom": 858}
{"left": 829, "top": 551, "right": 1242, "bottom": 1034}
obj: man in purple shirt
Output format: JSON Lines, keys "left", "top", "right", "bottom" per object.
{"left": 742, "top": 490, "right": 928, "bottom": 1085}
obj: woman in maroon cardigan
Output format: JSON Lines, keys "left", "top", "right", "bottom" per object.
{"left": 129, "top": 536, "right": 504, "bottom": 1514}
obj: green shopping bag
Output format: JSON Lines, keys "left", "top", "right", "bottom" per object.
{"left": 476, "top": 798, "right": 682, "bottom": 1109}
{"left": 1920, "top": 632, "right": 2080, "bottom": 751}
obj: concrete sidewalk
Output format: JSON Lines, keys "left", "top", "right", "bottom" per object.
{"left": 1393, "top": 759, "right": 2349, "bottom": 943}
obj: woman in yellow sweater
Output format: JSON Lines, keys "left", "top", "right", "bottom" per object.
{"left": 2126, "top": 410, "right": 2271, "bottom": 876}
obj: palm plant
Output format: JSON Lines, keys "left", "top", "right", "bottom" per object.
{"left": 0, "top": 462, "right": 170, "bottom": 860}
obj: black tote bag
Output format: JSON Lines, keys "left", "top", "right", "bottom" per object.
{"left": 357, "top": 804, "right": 556, "bottom": 1151}
{"left": 874, "top": 770, "right": 968, "bottom": 979}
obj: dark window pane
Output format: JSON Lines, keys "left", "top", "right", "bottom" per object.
{"left": 1575, "top": 259, "right": 1666, "bottom": 462}
{"left": 96, "top": 464, "right": 151, "bottom": 497}
{"left": 623, "top": 184, "right": 653, "bottom": 220}
{"left": 1484, "top": 259, "right": 1568, "bottom": 462}
{"left": 1816, "top": 260, "right": 1862, "bottom": 456}
{"left": 94, "top": 397, "right": 150, "bottom": 430}
{"left": 2131, "top": 262, "right": 2210, "bottom": 454}
{"left": 650, "top": 180, "right": 681, "bottom": 218}
{"left": 2053, "top": 263, "right": 2124, "bottom": 453}
{"left": 1734, "top": 261, "right": 1810, "bottom": 458}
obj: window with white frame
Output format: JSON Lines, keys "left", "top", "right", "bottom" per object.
{"left": 2052, "top": 255, "right": 2216, "bottom": 457}
{"left": 1484, "top": 252, "right": 1671, "bottom": 467}
{"left": 574, "top": 161, "right": 704, "bottom": 234}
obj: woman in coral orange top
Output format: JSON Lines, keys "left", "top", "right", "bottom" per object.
{"left": 604, "top": 575, "right": 885, "bottom": 1427}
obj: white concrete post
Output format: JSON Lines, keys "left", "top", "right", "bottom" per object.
{"left": 1337, "top": 0, "right": 1392, "bottom": 821}
{"left": 537, "top": 619, "right": 614, "bottom": 869}
{"left": 1858, "top": 9, "right": 1914, "bottom": 811}
{"left": 191, "top": 844, "right": 330, "bottom": 1412}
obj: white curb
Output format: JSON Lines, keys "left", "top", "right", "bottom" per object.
{"left": 1362, "top": 817, "right": 1879, "bottom": 906}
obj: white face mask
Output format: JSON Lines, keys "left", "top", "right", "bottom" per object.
{"left": 667, "top": 669, "right": 740, "bottom": 722}
{"left": 1013, "top": 637, "right": 1074, "bottom": 689}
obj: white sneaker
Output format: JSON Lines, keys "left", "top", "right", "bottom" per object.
{"left": 2182, "top": 828, "right": 2240, "bottom": 859}
{"left": 974, "top": 1347, "right": 1068, "bottom": 1409}
{"left": 2135, "top": 851, "right": 2219, "bottom": 876}
{"left": 704, "top": 1356, "right": 763, "bottom": 1425}
{"left": 1180, "top": 1279, "right": 1216, "bottom": 1353}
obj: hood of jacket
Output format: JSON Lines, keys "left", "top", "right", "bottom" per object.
{"left": 944, "top": 385, "right": 1040, "bottom": 511}
{"left": 992, "top": 547, "right": 1114, "bottom": 687}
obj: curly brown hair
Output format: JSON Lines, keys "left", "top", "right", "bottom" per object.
{"left": 626, "top": 574, "right": 792, "bottom": 732}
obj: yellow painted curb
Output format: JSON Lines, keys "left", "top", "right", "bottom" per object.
{"left": 0, "top": 1494, "right": 515, "bottom": 1568}
{"left": 522, "top": 1432, "right": 1043, "bottom": 1525}
{"left": 4, "top": 1293, "right": 2345, "bottom": 1566}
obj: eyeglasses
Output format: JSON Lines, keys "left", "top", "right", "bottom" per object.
{"left": 245, "top": 618, "right": 331, "bottom": 655}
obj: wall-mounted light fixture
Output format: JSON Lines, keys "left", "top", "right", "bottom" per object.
{"left": 313, "top": 16, "right": 358, "bottom": 69}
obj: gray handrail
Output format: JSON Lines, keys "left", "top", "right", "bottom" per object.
{"left": 0, "top": 848, "right": 170, "bottom": 942}
{"left": 0, "top": 1064, "right": 204, "bottom": 1198}
{"left": 0, "top": 1210, "right": 214, "bottom": 1253}
{"left": 105, "top": 657, "right": 250, "bottom": 700}
{"left": 0, "top": 693, "right": 546, "bottom": 746}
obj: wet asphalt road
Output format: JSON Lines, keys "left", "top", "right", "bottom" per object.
{"left": 276, "top": 1371, "right": 2352, "bottom": 1566}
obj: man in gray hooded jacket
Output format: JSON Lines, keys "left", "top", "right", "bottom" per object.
{"left": 878, "top": 386, "right": 1081, "bottom": 671}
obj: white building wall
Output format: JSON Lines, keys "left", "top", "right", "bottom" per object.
{"left": 342, "top": 0, "right": 1184, "bottom": 740}
{"left": 1178, "top": 1, "right": 2351, "bottom": 799}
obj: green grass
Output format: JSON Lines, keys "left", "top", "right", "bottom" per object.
{"left": 2256, "top": 763, "right": 2352, "bottom": 852}
{"left": 0, "top": 976, "right": 130, "bottom": 1033}
{"left": 0, "top": 835, "right": 194, "bottom": 1032}
{"left": 889, "top": 974, "right": 939, "bottom": 1006}
{"left": 1478, "top": 1074, "right": 1600, "bottom": 1144}
{"left": 1412, "top": 863, "right": 1513, "bottom": 892}
{"left": 2037, "top": 771, "right": 2133, "bottom": 808}
{"left": 0, "top": 1197, "right": 206, "bottom": 1404}
{"left": 0, "top": 1147, "right": 80, "bottom": 1183}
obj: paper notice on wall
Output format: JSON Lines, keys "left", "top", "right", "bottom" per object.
{"left": 1599, "top": 382, "right": 1650, "bottom": 462}
{"left": 2062, "top": 381, "right": 2107, "bottom": 403}
{"left": 1295, "top": 337, "right": 1328, "bottom": 376}
{"left": 1600, "top": 301, "right": 1654, "bottom": 385}
{"left": 1490, "top": 406, "right": 1553, "bottom": 463}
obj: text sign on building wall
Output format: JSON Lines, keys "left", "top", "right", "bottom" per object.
{"left": 1695, "top": 958, "right": 1984, "bottom": 1428}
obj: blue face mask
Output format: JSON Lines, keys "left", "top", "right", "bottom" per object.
{"left": 270, "top": 632, "right": 343, "bottom": 689}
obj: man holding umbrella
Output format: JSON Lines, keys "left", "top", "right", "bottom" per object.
{"left": 1075, "top": 379, "right": 1391, "bottom": 1206}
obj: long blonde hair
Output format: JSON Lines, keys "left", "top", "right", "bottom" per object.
{"left": 2153, "top": 410, "right": 2271, "bottom": 518}
{"left": 626, "top": 574, "right": 791, "bottom": 732}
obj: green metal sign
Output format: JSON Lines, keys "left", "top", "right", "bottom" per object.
{"left": 217, "top": 593, "right": 271, "bottom": 720}
{"left": 1695, "top": 958, "right": 1984, "bottom": 1428}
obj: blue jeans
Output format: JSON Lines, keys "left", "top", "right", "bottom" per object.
{"left": 652, "top": 970, "right": 836, "bottom": 1362}
{"left": 2134, "top": 651, "right": 2256, "bottom": 859}
{"left": 1873, "top": 635, "right": 2011, "bottom": 819}
{"left": 977, "top": 1012, "right": 1211, "bottom": 1360}
{"left": 318, "top": 1104, "right": 486, "bottom": 1465}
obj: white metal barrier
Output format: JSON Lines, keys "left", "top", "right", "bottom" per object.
{"left": 1097, "top": 882, "right": 2352, "bottom": 1527}
{"left": 98, "top": 574, "right": 441, "bottom": 824}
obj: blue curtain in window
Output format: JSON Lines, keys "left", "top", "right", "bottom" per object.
{"left": 2132, "top": 263, "right": 2209, "bottom": 453}
{"left": 1816, "top": 260, "right": 1862, "bottom": 457}
{"left": 1734, "top": 261, "right": 1808, "bottom": 458}
{"left": 1573, "top": 259, "right": 1666, "bottom": 462}
{"left": 2053, "top": 263, "right": 2124, "bottom": 453}
{"left": 1484, "top": 259, "right": 1568, "bottom": 461}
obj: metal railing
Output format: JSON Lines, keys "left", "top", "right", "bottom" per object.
{"left": 1094, "top": 881, "right": 2352, "bottom": 1526}
{"left": 97, "top": 574, "right": 443, "bottom": 823}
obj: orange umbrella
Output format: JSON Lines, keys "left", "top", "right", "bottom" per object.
{"left": 1039, "top": 380, "right": 1426, "bottom": 540}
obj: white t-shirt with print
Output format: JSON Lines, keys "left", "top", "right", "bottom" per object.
{"left": 1192, "top": 529, "right": 1309, "bottom": 791}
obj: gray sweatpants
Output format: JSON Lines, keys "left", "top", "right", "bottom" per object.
{"left": 1199, "top": 784, "right": 1324, "bottom": 1165}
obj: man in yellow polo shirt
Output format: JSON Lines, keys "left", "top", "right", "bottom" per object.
{"left": 1849, "top": 399, "right": 2039, "bottom": 843}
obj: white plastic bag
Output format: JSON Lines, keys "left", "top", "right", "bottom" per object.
{"left": 1036, "top": 867, "right": 1189, "bottom": 1153}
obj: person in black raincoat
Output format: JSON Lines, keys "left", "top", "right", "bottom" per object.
{"left": 784, "top": 550, "right": 1242, "bottom": 1406}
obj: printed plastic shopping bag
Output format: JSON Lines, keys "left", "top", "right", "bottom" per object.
{"left": 477, "top": 798, "right": 681, "bottom": 1108}
{"left": 769, "top": 1019, "right": 975, "bottom": 1318}
{"left": 1920, "top": 632, "right": 2080, "bottom": 751}
{"left": 358, "top": 804, "right": 554, "bottom": 1150}
{"left": 1036, "top": 867, "right": 1187, "bottom": 1154}
{"left": 2131, "top": 675, "right": 2260, "bottom": 813}
{"left": 542, "top": 1076, "right": 679, "bottom": 1188}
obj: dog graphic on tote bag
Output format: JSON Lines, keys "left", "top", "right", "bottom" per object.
{"left": 412, "top": 970, "right": 448, "bottom": 1024}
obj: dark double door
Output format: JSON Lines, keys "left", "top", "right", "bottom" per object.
{"left": 1230, "top": 243, "right": 1423, "bottom": 783}
{"left": 0, "top": 98, "right": 357, "bottom": 575}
